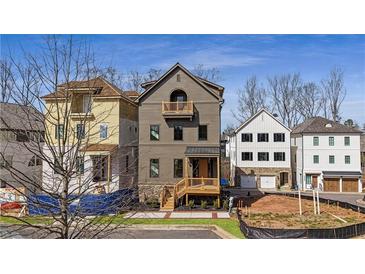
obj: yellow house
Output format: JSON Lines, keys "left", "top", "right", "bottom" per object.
{"left": 41, "top": 77, "right": 138, "bottom": 193}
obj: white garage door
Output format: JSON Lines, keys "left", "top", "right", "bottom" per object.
{"left": 260, "top": 176, "right": 276, "bottom": 189}
{"left": 240, "top": 175, "right": 256, "bottom": 188}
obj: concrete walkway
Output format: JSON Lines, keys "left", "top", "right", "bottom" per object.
{"left": 124, "top": 211, "right": 230, "bottom": 219}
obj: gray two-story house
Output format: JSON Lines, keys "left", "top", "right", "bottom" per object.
{"left": 136, "top": 63, "right": 224, "bottom": 210}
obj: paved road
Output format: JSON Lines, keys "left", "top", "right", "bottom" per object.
{"left": 0, "top": 225, "right": 221, "bottom": 239}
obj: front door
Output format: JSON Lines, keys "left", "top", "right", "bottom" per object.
{"left": 199, "top": 159, "right": 208, "bottom": 178}
{"left": 312, "top": 175, "right": 318, "bottom": 189}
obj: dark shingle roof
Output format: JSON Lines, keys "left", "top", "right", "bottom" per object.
{"left": 185, "top": 146, "right": 220, "bottom": 156}
{"left": 292, "top": 117, "right": 363, "bottom": 134}
{"left": 0, "top": 102, "right": 44, "bottom": 131}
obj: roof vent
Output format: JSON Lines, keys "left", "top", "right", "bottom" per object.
{"left": 325, "top": 123, "right": 333, "bottom": 128}
{"left": 273, "top": 113, "right": 278, "bottom": 117}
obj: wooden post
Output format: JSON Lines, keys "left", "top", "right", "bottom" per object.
{"left": 186, "top": 193, "right": 189, "bottom": 206}
{"left": 107, "top": 154, "right": 111, "bottom": 193}
{"left": 184, "top": 157, "right": 188, "bottom": 189}
{"left": 312, "top": 190, "right": 317, "bottom": 215}
{"left": 217, "top": 195, "right": 220, "bottom": 208}
{"left": 316, "top": 190, "right": 320, "bottom": 215}
{"left": 217, "top": 156, "right": 220, "bottom": 183}
{"left": 298, "top": 190, "right": 302, "bottom": 216}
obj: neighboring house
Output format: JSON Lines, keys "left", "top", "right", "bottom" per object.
{"left": 291, "top": 117, "right": 362, "bottom": 192}
{"left": 41, "top": 77, "right": 138, "bottom": 193}
{"left": 0, "top": 102, "right": 44, "bottom": 193}
{"left": 136, "top": 63, "right": 224, "bottom": 210}
{"left": 360, "top": 132, "right": 365, "bottom": 190}
{"left": 228, "top": 109, "right": 292, "bottom": 190}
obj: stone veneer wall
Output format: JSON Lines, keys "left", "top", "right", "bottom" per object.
{"left": 235, "top": 167, "right": 292, "bottom": 189}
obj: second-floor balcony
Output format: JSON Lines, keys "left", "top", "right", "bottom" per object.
{"left": 70, "top": 94, "right": 94, "bottom": 120}
{"left": 161, "top": 101, "right": 194, "bottom": 119}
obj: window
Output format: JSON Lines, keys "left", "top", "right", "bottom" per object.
{"left": 100, "top": 123, "right": 108, "bottom": 139}
{"left": 0, "top": 155, "right": 13, "bottom": 169}
{"left": 83, "top": 95, "right": 92, "bottom": 113}
{"left": 257, "top": 133, "right": 269, "bottom": 142}
{"left": 241, "top": 133, "right": 252, "bottom": 142}
{"left": 150, "top": 159, "right": 159, "bottom": 178}
{"left": 16, "top": 130, "right": 29, "bottom": 142}
{"left": 345, "top": 155, "right": 351, "bottom": 164}
{"left": 274, "top": 133, "right": 285, "bottom": 142}
{"left": 241, "top": 152, "right": 253, "bottom": 161}
{"left": 176, "top": 74, "right": 181, "bottom": 82}
{"left": 344, "top": 136, "right": 350, "bottom": 146}
{"left": 76, "top": 124, "right": 85, "bottom": 139}
{"left": 198, "top": 125, "right": 207, "bottom": 141}
{"left": 313, "top": 155, "right": 319, "bottom": 164}
{"left": 274, "top": 152, "right": 285, "bottom": 161}
{"left": 306, "top": 175, "right": 311, "bottom": 185}
{"left": 313, "top": 136, "right": 319, "bottom": 146}
{"left": 174, "top": 159, "right": 183, "bottom": 178}
{"left": 258, "top": 152, "right": 269, "bottom": 161}
{"left": 28, "top": 155, "right": 42, "bottom": 166}
{"left": 55, "top": 124, "right": 64, "bottom": 139}
{"left": 125, "top": 155, "right": 129, "bottom": 173}
{"left": 76, "top": 156, "right": 84, "bottom": 174}
{"left": 174, "top": 125, "right": 183, "bottom": 141}
{"left": 329, "top": 137, "right": 334, "bottom": 146}
{"left": 150, "top": 125, "right": 160, "bottom": 141}
{"left": 329, "top": 155, "right": 335, "bottom": 164}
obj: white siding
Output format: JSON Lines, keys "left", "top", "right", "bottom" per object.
{"left": 235, "top": 111, "right": 291, "bottom": 169}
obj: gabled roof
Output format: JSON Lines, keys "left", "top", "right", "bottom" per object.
{"left": 292, "top": 116, "right": 363, "bottom": 134}
{"left": 0, "top": 102, "right": 44, "bottom": 131}
{"left": 136, "top": 63, "right": 223, "bottom": 102}
{"left": 234, "top": 108, "right": 291, "bottom": 134}
{"left": 41, "top": 77, "right": 136, "bottom": 105}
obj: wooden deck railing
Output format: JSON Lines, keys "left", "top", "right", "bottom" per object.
{"left": 161, "top": 101, "right": 193, "bottom": 114}
{"left": 186, "top": 178, "right": 219, "bottom": 188}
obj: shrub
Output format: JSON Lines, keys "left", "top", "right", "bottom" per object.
{"left": 145, "top": 197, "right": 159, "bottom": 208}
{"left": 201, "top": 200, "right": 207, "bottom": 209}
{"left": 188, "top": 199, "right": 195, "bottom": 209}
{"left": 213, "top": 199, "right": 219, "bottom": 209}
{"left": 223, "top": 199, "right": 229, "bottom": 210}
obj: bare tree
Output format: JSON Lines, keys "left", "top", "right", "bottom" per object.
{"left": 193, "top": 64, "right": 222, "bottom": 82}
{"left": 321, "top": 67, "right": 346, "bottom": 122}
{"left": 297, "top": 82, "right": 322, "bottom": 119}
{"left": 0, "top": 59, "right": 14, "bottom": 103}
{"left": 268, "top": 73, "right": 302, "bottom": 128}
{"left": 125, "top": 70, "right": 144, "bottom": 92}
{"left": 233, "top": 76, "right": 267, "bottom": 123}
{"left": 143, "top": 68, "right": 163, "bottom": 82}
{"left": 0, "top": 35, "right": 137, "bottom": 239}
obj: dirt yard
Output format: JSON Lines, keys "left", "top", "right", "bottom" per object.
{"left": 239, "top": 194, "right": 365, "bottom": 229}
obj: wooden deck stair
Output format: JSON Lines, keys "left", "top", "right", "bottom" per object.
{"left": 160, "top": 178, "right": 220, "bottom": 210}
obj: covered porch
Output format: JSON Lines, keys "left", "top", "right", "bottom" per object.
{"left": 176, "top": 146, "right": 221, "bottom": 206}
{"left": 80, "top": 144, "right": 118, "bottom": 193}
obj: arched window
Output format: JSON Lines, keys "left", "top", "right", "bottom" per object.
{"left": 170, "top": 90, "right": 187, "bottom": 102}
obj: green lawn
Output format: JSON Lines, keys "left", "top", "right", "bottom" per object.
{"left": 0, "top": 215, "right": 244, "bottom": 239}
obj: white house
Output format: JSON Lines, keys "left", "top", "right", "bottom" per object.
{"left": 291, "top": 117, "right": 362, "bottom": 192}
{"left": 228, "top": 109, "right": 292, "bottom": 189}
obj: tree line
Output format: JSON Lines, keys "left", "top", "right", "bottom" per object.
{"left": 231, "top": 68, "right": 351, "bottom": 130}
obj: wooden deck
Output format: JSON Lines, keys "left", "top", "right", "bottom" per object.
{"left": 160, "top": 178, "right": 220, "bottom": 210}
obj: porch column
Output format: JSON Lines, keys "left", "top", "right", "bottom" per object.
{"left": 359, "top": 177, "right": 362, "bottom": 193}
{"left": 217, "top": 156, "right": 220, "bottom": 180}
{"left": 107, "top": 154, "right": 111, "bottom": 193}
{"left": 184, "top": 157, "right": 188, "bottom": 189}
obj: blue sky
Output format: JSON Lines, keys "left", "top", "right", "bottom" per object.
{"left": 1, "top": 34, "right": 365, "bottom": 128}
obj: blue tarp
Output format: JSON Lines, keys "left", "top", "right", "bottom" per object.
{"left": 28, "top": 188, "right": 136, "bottom": 216}
{"left": 220, "top": 178, "right": 229, "bottom": 186}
